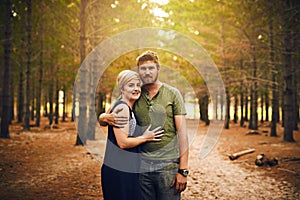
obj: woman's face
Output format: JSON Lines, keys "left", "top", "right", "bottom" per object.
{"left": 121, "top": 78, "right": 141, "bottom": 102}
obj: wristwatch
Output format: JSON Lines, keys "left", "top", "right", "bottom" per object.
{"left": 178, "top": 169, "right": 189, "bottom": 177}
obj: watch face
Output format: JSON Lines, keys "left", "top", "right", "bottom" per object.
{"left": 179, "top": 169, "right": 189, "bottom": 177}
{"left": 183, "top": 170, "right": 189, "bottom": 176}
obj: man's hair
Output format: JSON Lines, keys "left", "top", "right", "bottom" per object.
{"left": 136, "top": 50, "right": 160, "bottom": 67}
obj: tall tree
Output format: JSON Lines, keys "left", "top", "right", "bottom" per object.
{"left": 0, "top": 0, "right": 12, "bottom": 138}
{"left": 36, "top": 21, "right": 43, "bottom": 127}
{"left": 282, "top": 0, "right": 296, "bottom": 142}
{"left": 23, "top": 0, "right": 32, "bottom": 131}
{"left": 76, "top": 0, "right": 88, "bottom": 145}
{"left": 269, "top": 16, "right": 278, "bottom": 137}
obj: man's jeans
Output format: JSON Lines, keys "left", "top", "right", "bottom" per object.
{"left": 139, "top": 159, "right": 180, "bottom": 200}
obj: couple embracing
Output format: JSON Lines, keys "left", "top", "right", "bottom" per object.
{"left": 99, "top": 50, "right": 189, "bottom": 200}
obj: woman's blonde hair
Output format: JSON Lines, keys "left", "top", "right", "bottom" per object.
{"left": 117, "top": 70, "right": 141, "bottom": 93}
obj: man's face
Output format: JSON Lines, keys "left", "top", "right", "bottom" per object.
{"left": 138, "top": 60, "right": 159, "bottom": 85}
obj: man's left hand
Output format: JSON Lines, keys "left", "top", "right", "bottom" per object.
{"left": 170, "top": 173, "right": 187, "bottom": 194}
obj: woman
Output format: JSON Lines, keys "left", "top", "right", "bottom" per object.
{"left": 101, "top": 70, "right": 164, "bottom": 200}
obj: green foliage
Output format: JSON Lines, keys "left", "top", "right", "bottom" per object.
{"left": 1, "top": 0, "right": 299, "bottom": 123}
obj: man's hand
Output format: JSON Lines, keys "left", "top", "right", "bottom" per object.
{"left": 170, "top": 173, "right": 187, "bottom": 194}
{"left": 98, "top": 108, "right": 128, "bottom": 128}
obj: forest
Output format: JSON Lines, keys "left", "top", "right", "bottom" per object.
{"left": 0, "top": 0, "right": 299, "bottom": 143}
{"left": 1, "top": 1, "right": 300, "bottom": 199}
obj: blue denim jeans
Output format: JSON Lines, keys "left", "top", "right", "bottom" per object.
{"left": 139, "top": 159, "right": 180, "bottom": 200}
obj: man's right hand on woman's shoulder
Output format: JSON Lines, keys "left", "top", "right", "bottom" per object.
{"left": 98, "top": 108, "right": 128, "bottom": 128}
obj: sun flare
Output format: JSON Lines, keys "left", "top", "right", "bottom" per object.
{"left": 149, "top": 0, "right": 169, "bottom": 5}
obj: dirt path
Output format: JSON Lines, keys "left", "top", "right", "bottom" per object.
{"left": 183, "top": 125, "right": 299, "bottom": 199}
{"left": 0, "top": 119, "right": 299, "bottom": 199}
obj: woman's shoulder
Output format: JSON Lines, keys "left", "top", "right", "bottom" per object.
{"left": 111, "top": 101, "right": 130, "bottom": 115}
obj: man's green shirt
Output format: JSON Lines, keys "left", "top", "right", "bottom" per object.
{"left": 133, "top": 83, "right": 186, "bottom": 161}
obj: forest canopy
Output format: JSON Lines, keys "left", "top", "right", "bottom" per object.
{"left": 0, "top": 0, "right": 299, "bottom": 143}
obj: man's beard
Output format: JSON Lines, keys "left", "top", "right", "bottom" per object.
{"left": 141, "top": 74, "right": 158, "bottom": 85}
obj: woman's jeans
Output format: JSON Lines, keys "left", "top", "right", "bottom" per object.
{"left": 139, "top": 158, "right": 180, "bottom": 200}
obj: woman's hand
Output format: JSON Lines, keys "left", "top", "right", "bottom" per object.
{"left": 141, "top": 125, "right": 164, "bottom": 142}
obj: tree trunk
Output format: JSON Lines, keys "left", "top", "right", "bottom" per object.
{"left": 233, "top": 94, "right": 238, "bottom": 124}
{"left": 55, "top": 78, "right": 59, "bottom": 124}
{"left": 265, "top": 89, "right": 269, "bottom": 122}
{"left": 283, "top": 27, "right": 295, "bottom": 142}
{"left": 88, "top": 66, "right": 96, "bottom": 140}
{"left": 260, "top": 91, "right": 264, "bottom": 124}
{"left": 44, "top": 94, "right": 48, "bottom": 117}
{"left": 17, "top": 68, "right": 24, "bottom": 123}
{"left": 48, "top": 78, "right": 54, "bottom": 126}
{"left": 270, "top": 19, "right": 278, "bottom": 137}
{"left": 224, "top": 89, "right": 230, "bottom": 129}
{"left": 240, "top": 88, "right": 245, "bottom": 127}
{"left": 214, "top": 91, "right": 218, "bottom": 120}
{"left": 0, "top": 0, "right": 12, "bottom": 138}
{"left": 220, "top": 92, "right": 224, "bottom": 120}
{"left": 76, "top": 0, "right": 88, "bottom": 145}
{"left": 292, "top": 31, "right": 299, "bottom": 131}
{"left": 36, "top": 23, "right": 43, "bottom": 127}
{"left": 77, "top": 69, "right": 87, "bottom": 145}
{"left": 61, "top": 85, "right": 67, "bottom": 122}
{"left": 248, "top": 44, "right": 258, "bottom": 130}
{"left": 199, "top": 94, "right": 210, "bottom": 125}
{"left": 244, "top": 90, "right": 249, "bottom": 122}
{"left": 23, "top": 0, "right": 32, "bottom": 131}
{"left": 30, "top": 81, "right": 35, "bottom": 121}
{"left": 71, "top": 86, "right": 76, "bottom": 122}
{"left": 96, "top": 91, "right": 106, "bottom": 116}
{"left": 10, "top": 83, "right": 14, "bottom": 123}
{"left": 239, "top": 58, "right": 245, "bottom": 127}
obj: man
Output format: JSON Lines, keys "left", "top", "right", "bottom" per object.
{"left": 99, "top": 50, "right": 189, "bottom": 200}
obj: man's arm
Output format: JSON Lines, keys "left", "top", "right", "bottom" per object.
{"left": 175, "top": 115, "right": 189, "bottom": 170}
{"left": 98, "top": 107, "right": 128, "bottom": 127}
{"left": 171, "top": 115, "right": 189, "bottom": 194}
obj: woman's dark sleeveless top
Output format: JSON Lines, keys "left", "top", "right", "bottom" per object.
{"left": 103, "top": 100, "right": 140, "bottom": 173}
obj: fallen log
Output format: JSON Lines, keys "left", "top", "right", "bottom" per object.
{"left": 229, "top": 148, "right": 255, "bottom": 160}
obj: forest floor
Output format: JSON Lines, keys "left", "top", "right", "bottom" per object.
{"left": 0, "top": 117, "right": 299, "bottom": 200}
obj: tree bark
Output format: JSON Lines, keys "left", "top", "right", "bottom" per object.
{"left": 214, "top": 91, "right": 218, "bottom": 120}
{"left": 260, "top": 91, "right": 264, "bottom": 123}
{"left": 36, "top": 23, "right": 43, "bottom": 127}
{"left": 270, "top": 19, "right": 278, "bottom": 137}
{"left": 23, "top": 0, "right": 32, "bottom": 131}
{"left": 233, "top": 94, "right": 238, "bottom": 124}
{"left": 30, "top": 81, "right": 35, "bottom": 121}
{"left": 283, "top": 23, "right": 295, "bottom": 142}
{"left": 17, "top": 67, "right": 24, "bottom": 123}
{"left": 224, "top": 88, "right": 230, "bottom": 129}
{"left": 61, "top": 85, "right": 67, "bottom": 122}
{"left": 55, "top": 77, "right": 59, "bottom": 124}
{"left": 200, "top": 94, "right": 210, "bottom": 125}
{"left": 220, "top": 92, "right": 224, "bottom": 120}
{"left": 76, "top": 0, "right": 88, "bottom": 145}
{"left": 244, "top": 90, "right": 249, "bottom": 122}
{"left": 265, "top": 89, "right": 270, "bottom": 122}
{"left": 48, "top": 73, "right": 54, "bottom": 126}
{"left": 88, "top": 66, "right": 96, "bottom": 140}
{"left": 240, "top": 88, "right": 245, "bottom": 127}
{"left": 96, "top": 92, "right": 106, "bottom": 117}
{"left": 0, "top": 0, "right": 12, "bottom": 138}
{"left": 248, "top": 44, "right": 258, "bottom": 130}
